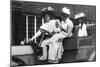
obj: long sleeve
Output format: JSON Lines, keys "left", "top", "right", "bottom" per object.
{"left": 61, "top": 18, "right": 73, "bottom": 37}
{"left": 66, "top": 21, "right": 73, "bottom": 36}
{"left": 31, "top": 30, "right": 42, "bottom": 40}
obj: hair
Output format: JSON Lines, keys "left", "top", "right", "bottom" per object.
{"left": 76, "top": 17, "right": 87, "bottom": 24}
{"left": 41, "top": 10, "right": 56, "bottom": 20}
{"left": 61, "top": 12, "right": 70, "bottom": 18}
{"left": 55, "top": 16, "right": 62, "bottom": 22}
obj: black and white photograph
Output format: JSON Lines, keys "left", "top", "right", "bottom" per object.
{"left": 11, "top": 0, "right": 96, "bottom": 67}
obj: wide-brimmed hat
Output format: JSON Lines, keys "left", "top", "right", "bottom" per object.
{"left": 41, "top": 6, "right": 56, "bottom": 17}
{"left": 61, "top": 7, "right": 70, "bottom": 15}
{"left": 74, "top": 12, "right": 85, "bottom": 19}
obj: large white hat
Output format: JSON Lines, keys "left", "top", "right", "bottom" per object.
{"left": 41, "top": 6, "right": 54, "bottom": 11}
{"left": 74, "top": 12, "right": 85, "bottom": 19}
{"left": 62, "top": 7, "right": 70, "bottom": 15}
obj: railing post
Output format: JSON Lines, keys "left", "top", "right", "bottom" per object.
{"left": 26, "top": 15, "right": 28, "bottom": 43}
{"left": 42, "top": 17, "right": 44, "bottom": 25}
{"left": 34, "top": 16, "right": 37, "bottom": 43}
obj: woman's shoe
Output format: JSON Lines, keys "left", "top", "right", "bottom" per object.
{"left": 48, "top": 59, "right": 60, "bottom": 63}
{"left": 38, "top": 56, "right": 47, "bottom": 61}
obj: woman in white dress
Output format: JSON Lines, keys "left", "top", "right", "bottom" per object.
{"left": 28, "top": 6, "right": 61, "bottom": 61}
{"left": 74, "top": 13, "right": 88, "bottom": 37}
{"left": 47, "top": 7, "right": 73, "bottom": 63}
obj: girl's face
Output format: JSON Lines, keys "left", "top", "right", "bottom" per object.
{"left": 44, "top": 14, "right": 51, "bottom": 22}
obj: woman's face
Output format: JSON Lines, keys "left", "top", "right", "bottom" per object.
{"left": 78, "top": 19, "right": 82, "bottom": 23}
{"left": 44, "top": 14, "right": 51, "bottom": 22}
{"left": 61, "top": 13, "right": 69, "bottom": 21}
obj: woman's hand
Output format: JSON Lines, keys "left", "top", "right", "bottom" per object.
{"left": 28, "top": 38, "right": 33, "bottom": 43}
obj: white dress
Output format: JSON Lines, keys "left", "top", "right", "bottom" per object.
{"left": 48, "top": 18, "right": 73, "bottom": 62}
{"left": 39, "top": 19, "right": 61, "bottom": 61}
{"left": 78, "top": 23, "right": 87, "bottom": 37}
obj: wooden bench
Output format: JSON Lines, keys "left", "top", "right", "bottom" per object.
{"left": 62, "top": 35, "right": 96, "bottom": 62}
